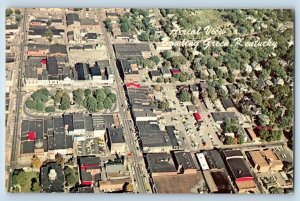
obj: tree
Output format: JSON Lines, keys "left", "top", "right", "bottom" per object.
{"left": 40, "top": 88, "right": 49, "bottom": 96}
{"left": 161, "top": 51, "right": 171, "bottom": 60}
{"left": 25, "top": 99, "right": 37, "bottom": 110}
{"left": 95, "top": 89, "right": 106, "bottom": 101}
{"left": 36, "top": 101, "right": 45, "bottom": 111}
{"left": 31, "top": 181, "right": 41, "bottom": 192}
{"left": 107, "top": 93, "right": 117, "bottom": 103}
{"left": 59, "top": 93, "right": 70, "bottom": 110}
{"left": 6, "top": 9, "right": 13, "bottom": 17}
{"left": 73, "top": 89, "right": 84, "bottom": 106}
{"left": 179, "top": 91, "right": 191, "bottom": 102}
{"left": 103, "top": 87, "right": 112, "bottom": 95}
{"left": 225, "top": 136, "right": 234, "bottom": 145}
{"left": 53, "top": 89, "right": 64, "bottom": 103}
{"left": 46, "top": 20, "right": 51, "bottom": 26}
{"left": 138, "top": 32, "right": 149, "bottom": 41}
{"left": 158, "top": 100, "right": 170, "bottom": 111}
{"left": 15, "top": 9, "right": 21, "bottom": 15}
{"left": 97, "top": 100, "right": 104, "bottom": 110}
{"left": 163, "top": 61, "right": 172, "bottom": 68}
{"left": 42, "top": 30, "right": 53, "bottom": 42}
{"left": 149, "top": 55, "right": 160, "bottom": 65}
{"left": 273, "top": 130, "right": 283, "bottom": 141}
{"left": 104, "top": 19, "right": 113, "bottom": 33}
{"left": 64, "top": 167, "right": 78, "bottom": 187}
{"left": 103, "top": 97, "right": 113, "bottom": 109}
{"left": 171, "top": 56, "right": 187, "bottom": 67}
{"left": 84, "top": 89, "right": 92, "bottom": 97}
{"left": 31, "top": 156, "right": 42, "bottom": 169}
{"left": 45, "top": 106, "right": 55, "bottom": 113}
{"left": 55, "top": 153, "right": 64, "bottom": 166}
{"left": 260, "top": 129, "right": 272, "bottom": 142}
{"left": 238, "top": 134, "right": 244, "bottom": 144}
{"left": 15, "top": 15, "right": 22, "bottom": 22}
{"left": 84, "top": 96, "right": 98, "bottom": 112}
{"left": 120, "top": 16, "right": 131, "bottom": 32}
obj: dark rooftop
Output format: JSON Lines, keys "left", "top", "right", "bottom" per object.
{"left": 172, "top": 151, "right": 197, "bottom": 170}
{"left": 49, "top": 44, "right": 67, "bottom": 55}
{"left": 211, "top": 112, "right": 239, "bottom": 122}
{"left": 210, "top": 170, "right": 234, "bottom": 193}
{"left": 147, "top": 153, "right": 177, "bottom": 173}
{"left": 203, "top": 150, "right": 226, "bottom": 169}
{"left": 66, "top": 13, "right": 80, "bottom": 26}
{"left": 21, "top": 141, "right": 35, "bottom": 154}
{"left": 221, "top": 98, "right": 235, "bottom": 109}
{"left": 84, "top": 114, "right": 94, "bottom": 131}
{"left": 86, "top": 33, "right": 97, "bottom": 40}
{"left": 107, "top": 128, "right": 125, "bottom": 144}
{"left": 40, "top": 162, "right": 64, "bottom": 192}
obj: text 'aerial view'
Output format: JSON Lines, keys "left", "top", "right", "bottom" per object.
{"left": 5, "top": 8, "right": 294, "bottom": 194}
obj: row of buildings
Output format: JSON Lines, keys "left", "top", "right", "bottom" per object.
{"left": 25, "top": 44, "right": 114, "bottom": 87}
{"left": 20, "top": 113, "right": 126, "bottom": 160}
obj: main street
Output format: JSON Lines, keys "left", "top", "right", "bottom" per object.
{"left": 8, "top": 9, "right": 28, "bottom": 191}
{"left": 97, "top": 9, "right": 149, "bottom": 193}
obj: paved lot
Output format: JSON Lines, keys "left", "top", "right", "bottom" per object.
{"left": 273, "top": 146, "right": 293, "bottom": 163}
{"left": 68, "top": 48, "right": 109, "bottom": 64}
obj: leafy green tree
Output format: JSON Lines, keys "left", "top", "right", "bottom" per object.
{"left": 39, "top": 88, "right": 49, "bottom": 96}
{"left": 45, "top": 106, "right": 55, "bottom": 113}
{"left": 179, "top": 91, "right": 191, "bottom": 102}
{"left": 104, "top": 19, "right": 113, "bottom": 33}
{"left": 103, "top": 97, "right": 113, "bottom": 109}
{"left": 31, "top": 91, "right": 42, "bottom": 102}
{"left": 46, "top": 20, "right": 51, "bottom": 26}
{"left": 107, "top": 93, "right": 117, "bottom": 103}
{"left": 120, "top": 16, "right": 131, "bottom": 32}
{"left": 163, "top": 61, "right": 172, "bottom": 68}
{"left": 53, "top": 89, "right": 64, "bottom": 103}
{"left": 225, "top": 136, "right": 234, "bottom": 145}
{"left": 149, "top": 55, "right": 160, "bottom": 65}
{"left": 84, "top": 96, "right": 98, "bottom": 112}
{"left": 103, "top": 87, "right": 112, "bottom": 95}
{"left": 97, "top": 100, "right": 104, "bottom": 110}
{"left": 158, "top": 100, "right": 170, "bottom": 111}
{"left": 36, "top": 101, "right": 45, "bottom": 111}
{"left": 59, "top": 93, "right": 70, "bottom": 110}
{"left": 42, "top": 30, "right": 53, "bottom": 42}
{"left": 64, "top": 167, "right": 78, "bottom": 187}
{"left": 73, "top": 89, "right": 84, "bottom": 106}
{"left": 161, "top": 51, "right": 171, "bottom": 60}
{"left": 31, "top": 181, "right": 41, "bottom": 192}
{"left": 238, "top": 134, "right": 244, "bottom": 144}
{"left": 84, "top": 89, "right": 92, "bottom": 97}
{"left": 171, "top": 56, "right": 187, "bottom": 67}
{"left": 138, "top": 32, "right": 149, "bottom": 41}
{"left": 15, "top": 15, "right": 22, "bottom": 22}
{"left": 15, "top": 9, "right": 21, "bottom": 15}
{"left": 25, "top": 99, "right": 37, "bottom": 110}
{"left": 6, "top": 9, "right": 13, "bottom": 17}
{"left": 95, "top": 89, "right": 106, "bottom": 101}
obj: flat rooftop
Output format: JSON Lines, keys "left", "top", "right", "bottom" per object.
{"left": 147, "top": 153, "right": 177, "bottom": 173}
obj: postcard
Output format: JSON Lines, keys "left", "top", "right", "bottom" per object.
{"left": 5, "top": 8, "right": 294, "bottom": 194}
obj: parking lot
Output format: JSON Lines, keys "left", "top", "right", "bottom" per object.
{"left": 273, "top": 146, "right": 293, "bottom": 163}
{"left": 68, "top": 47, "right": 109, "bottom": 65}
